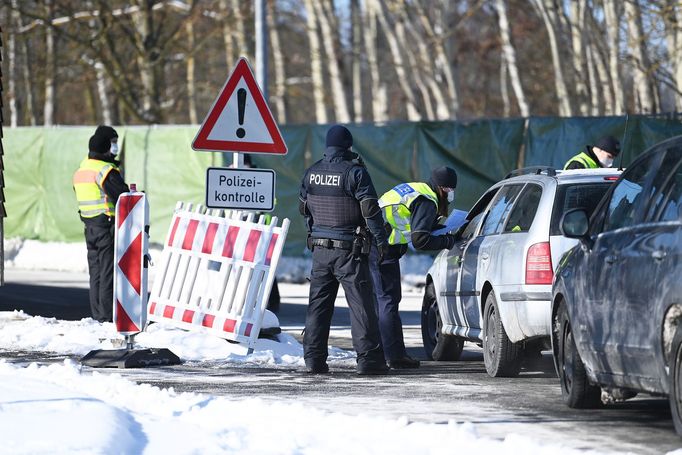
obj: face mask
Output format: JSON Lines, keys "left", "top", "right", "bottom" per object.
{"left": 110, "top": 142, "right": 119, "bottom": 156}
{"left": 447, "top": 191, "right": 455, "bottom": 203}
{"left": 600, "top": 157, "right": 614, "bottom": 168}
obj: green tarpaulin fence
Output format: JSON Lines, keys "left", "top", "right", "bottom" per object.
{"left": 5, "top": 115, "right": 682, "bottom": 255}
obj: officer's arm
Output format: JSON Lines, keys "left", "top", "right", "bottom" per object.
{"left": 102, "top": 170, "right": 129, "bottom": 203}
{"left": 565, "top": 160, "right": 584, "bottom": 170}
{"left": 299, "top": 178, "right": 313, "bottom": 233}
{"left": 350, "top": 167, "right": 388, "bottom": 246}
{"left": 410, "top": 197, "right": 454, "bottom": 251}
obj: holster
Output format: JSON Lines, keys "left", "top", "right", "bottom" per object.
{"left": 352, "top": 226, "right": 371, "bottom": 258}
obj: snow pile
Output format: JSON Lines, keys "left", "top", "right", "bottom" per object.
{"left": 0, "top": 311, "right": 355, "bottom": 367}
{"left": 4, "top": 239, "right": 433, "bottom": 287}
{"left": 0, "top": 360, "right": 608, "bottom": 455}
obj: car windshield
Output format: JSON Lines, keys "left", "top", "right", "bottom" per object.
{"left": 550, "top": 182, "right": 612, "bottom": 235}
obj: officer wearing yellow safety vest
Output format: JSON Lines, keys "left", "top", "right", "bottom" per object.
{"left": 564, "top": 135, "right": 620, "bottom": 170}
{"left": 370, "top": 166, "right": 458, "bottom": 369}
{"left": 72, "top": 126, "right": 129, "bottom": 322}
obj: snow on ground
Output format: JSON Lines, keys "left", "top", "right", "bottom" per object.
{"left": 4, "top": 239, "right": 433, "bottom": 287}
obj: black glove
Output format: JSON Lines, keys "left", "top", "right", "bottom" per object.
{"left": 443, "top": 234, "right": 457, "bottom": 250}
{"left": 377, "top": 243, "right": 390, "bottom": 263}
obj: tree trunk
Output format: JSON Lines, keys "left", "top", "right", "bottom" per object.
{"left": 231, "top": 0, "right": 249, "bottom": 60}
{"left": 495, "top": 0, "right": 530, "bottom": 117}
{"left": 372, "top": 0, "right": 420, "bottom": 120}
{"left": 412, "top": 1, "right": 458, "bottom": 118}
{"left": 21, "top": 36, "right": 37, "bottom": 126}
{"left": 95, "top": 61, "right": 113, "bottom": 125}
{"left": 8, "top": 4, "right": 18, "bottom": 127}
{"left": 219, "top": 0, "right": 235, "bottom": 67}
{"left": 663, "top": 0, "right": 682, "bottom": 111}
{"left": 531, "top": 0, "right": 572, "bottom": 116}
{"left": 44, "top": 0, "right": 56, "bottom": 126}
{"left": 500, "top": 55, "right": 510, "bottom": 117}
{"left": 362, "top": 0, "right": 387, "bottom": 122}
{"left": 186, "top": 20, "right": 198, "bottom": 124}
{"left": 585, "top": 39, "right": 601, "bottom": 115}
{"left": 302, "top": 0, "right": 327, "bottom": 123}
{"left": 603, "top": 0, "right": 624, "bottom": 113}
{"left": 569, "top": 0, "right": 589, "bottom": 115}
{"left": 625, "top": 0, "right": 654, "bottom": 113}
{"left": 131, "top": 3, "right": 163, "bottom": 123}
{"left": 313, "top": 0, "right": 350, "bottom": 123}
{"left": 267, "top": 0, "right": 287, "bottom": 123}
{"left": 351, "top": 0, "right": 363, "bottom": 122}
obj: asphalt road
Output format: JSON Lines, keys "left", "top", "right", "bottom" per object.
{"left": 1, "top": 269, "right": 681, "bottom": 454}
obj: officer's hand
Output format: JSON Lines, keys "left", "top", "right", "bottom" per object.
{"left": 306, "top": 235, "right": 314, "bottom": 251}
{"left": 378, "top": 243, "right": 389, "bottom": 263}
{"left": 444, "top": 234, "right": 457, "bottom": 250}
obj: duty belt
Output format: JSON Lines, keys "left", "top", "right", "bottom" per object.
{"left": 311, "top": 238, "right": 353, "bottom": 250}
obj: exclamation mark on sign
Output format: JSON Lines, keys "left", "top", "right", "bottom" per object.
{"left": 236, "top": 88, "right": 246, "bottom": 139}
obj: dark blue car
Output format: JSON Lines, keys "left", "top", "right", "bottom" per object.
{"left": 551, "top": 136, "right": 682, "bottom": 434}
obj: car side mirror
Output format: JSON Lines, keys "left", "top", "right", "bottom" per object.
{"left": 561, "top": 209, "right": 591, "bottom": 246}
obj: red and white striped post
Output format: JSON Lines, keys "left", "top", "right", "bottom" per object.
{"left": 113, "top": 183, "right": 149, "bottom": 345}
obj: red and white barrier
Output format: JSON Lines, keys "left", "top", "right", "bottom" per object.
{"left": 113, "top": 186, "right": 149, "bottom": 335}
{"left": 148, "top": 202, "right": 289, "bottom": 352}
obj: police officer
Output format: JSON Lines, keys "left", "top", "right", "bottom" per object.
{"left": 299, "top": 125, "right": 389, "bottom": 375}
{"left": 73, "top": 126, "right": 129, "bottom": 322}
{"left": 371, "top": 166, "right": 458, "bottom": 368}
{"left": 564, "top": 135, "right": 620, "bottom": 169}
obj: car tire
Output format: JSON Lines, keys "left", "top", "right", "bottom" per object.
{"left": 556, "top": 302, "right": 602, "bottom": 408}
{"left": 668, "top": 324, "right": 682, "bottom": 435}
{"left": 421, "top": 282, "right": 464, "bottom": 361}
{"left": 483, "top": 292, "right": 521, "bottom": 377}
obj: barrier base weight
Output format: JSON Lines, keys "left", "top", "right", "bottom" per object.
{"left": 80, "top": 348, "right": 181, "bottom": 369}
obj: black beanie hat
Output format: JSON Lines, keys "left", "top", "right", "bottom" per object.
{"left": 593, "top": 135, "right": 620, "bottom": 156}
{"left": 325, "top": 125, "right": 353, "bottom": 149}
{"left": 88, "top": 134, "right": 111, "bottom": 155}
{"left": 95, "top": 125, "right": 118, "bottom": 142}
{"left": 431, "top": 166, "right": 458, "bottom": 189}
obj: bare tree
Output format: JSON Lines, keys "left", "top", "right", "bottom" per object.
{"left": 43, "top": 0, "right": 56, "bottom": 126}
{"left": 313, "top": 0, "right": 350, "bottom": 122}
{"left": 267, "top": 0, "right": 287, "bottom": 123}
{"left": 186, "top": 19, "right": 198, "bottom": 124}
{"left": 362, "top": 0, "right": 387, "bottom": 122}
{"left": 302, "top": 0, "right": 327, "bottom": 123}
{"left": 530, "top": 0, "right": 572, "bottom": 116}
{"left": 7, "top": 3, "right": 18, "bottom": 127}
{"left": 351, "top": 0, "right": 363, "bottom": 122}
{"left": 625, "top": 0, "right": 655, "bottom": 113}
{"left": 495, "top": 0, "right": 530, "bottom": 117}
{"left": 603, "top": 0, "right": 624, "bottom": 113}
{"left": 568, "top": 0, "right": 589, "bottom": 115}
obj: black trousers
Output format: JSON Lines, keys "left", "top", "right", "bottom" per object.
{"left": 83, "top": 218, "right": 115, "bottom": 322}
{"left": 304, "top": 247, "right": 384, "bottom": 365}
{"left": 369, "top": 243, "right": 406, "bottom": 361}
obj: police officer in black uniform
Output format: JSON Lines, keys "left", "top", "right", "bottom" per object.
{"left": 299, "top": 125, "right": 390, "bottom": 375}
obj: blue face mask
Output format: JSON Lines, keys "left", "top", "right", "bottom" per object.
{"left": 110, "top": 142, "right": 119, "bottom": 156}
{"left": 447, "top": 191, "right": 455, "bottom": 203}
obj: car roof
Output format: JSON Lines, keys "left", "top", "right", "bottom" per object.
{"left": 501, "top": 167, "right": 622, "bottom": 186}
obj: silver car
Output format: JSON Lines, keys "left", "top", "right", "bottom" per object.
{"left": 421, "top": 166, "right": 622, "bottom": 377}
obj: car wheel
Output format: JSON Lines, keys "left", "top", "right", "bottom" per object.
{"left": 421, "top": 282, "right": 464, "bottom": 361}
{"left": 483, "top": 292, "right": 521, "bottom": 377}
{"left": 556, "top": 302, "right": 601, "bottom": 408}
{"left": 668, "top": 324, "right": 682, "bottom": 435}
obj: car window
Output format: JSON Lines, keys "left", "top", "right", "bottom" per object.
{"left": 480, "top": 184, "right": 524, "bottom": 236}
{"left": 603, "top": 153, "right": 658, "bottom": 231}
{"left": 647, "top": 147, "right": 682, "bottom": 221}
{"left": 657, "top": 161, "right": 682, "bottom": 222}
{"left": 504, "top": 184, "right": 542, "bottom": 233}
{"left": 461, "top": 210, "right": 485, "bottom": 240}
{"left": 549, "top": 183, "right": 612, "bottom": 235}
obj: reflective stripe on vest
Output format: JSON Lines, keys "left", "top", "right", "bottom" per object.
{"left": 564, "top": 151, "right": 599, "bottom": 170}
{"left": 73, "top": 158, "right": 118, "bottom": 218}
{"left": 379, "top": 182, "right": 438, "bottom": 245}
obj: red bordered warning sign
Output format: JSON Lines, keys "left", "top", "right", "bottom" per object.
{"left": 192, "top": 58, "right": 287, "bottom": 155}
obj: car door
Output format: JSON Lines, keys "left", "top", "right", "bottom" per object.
{"left": 459, "top": 184, "right": 524, "bottom": 332}
{"left": 441, "top": 188, "right": 498, "bottom": 335}
{"left": 583, "top": 151, "right": 663, "bottom": 376}
{"left": 614, "top": 147, "right": 682, "bottom": 378}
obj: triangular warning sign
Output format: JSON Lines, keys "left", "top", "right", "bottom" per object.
{"left": 192, "top": 58, "right": 287, "bottom": 154}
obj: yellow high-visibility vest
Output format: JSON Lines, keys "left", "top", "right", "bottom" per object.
{"left": 72, "top": 158, "right": 118, "bottom": 218}
{"left": 564, "top": 151, "right": 599, "bottom": 170}
{"left": 379, "top": 182, "right": 439, "bottom": 245}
